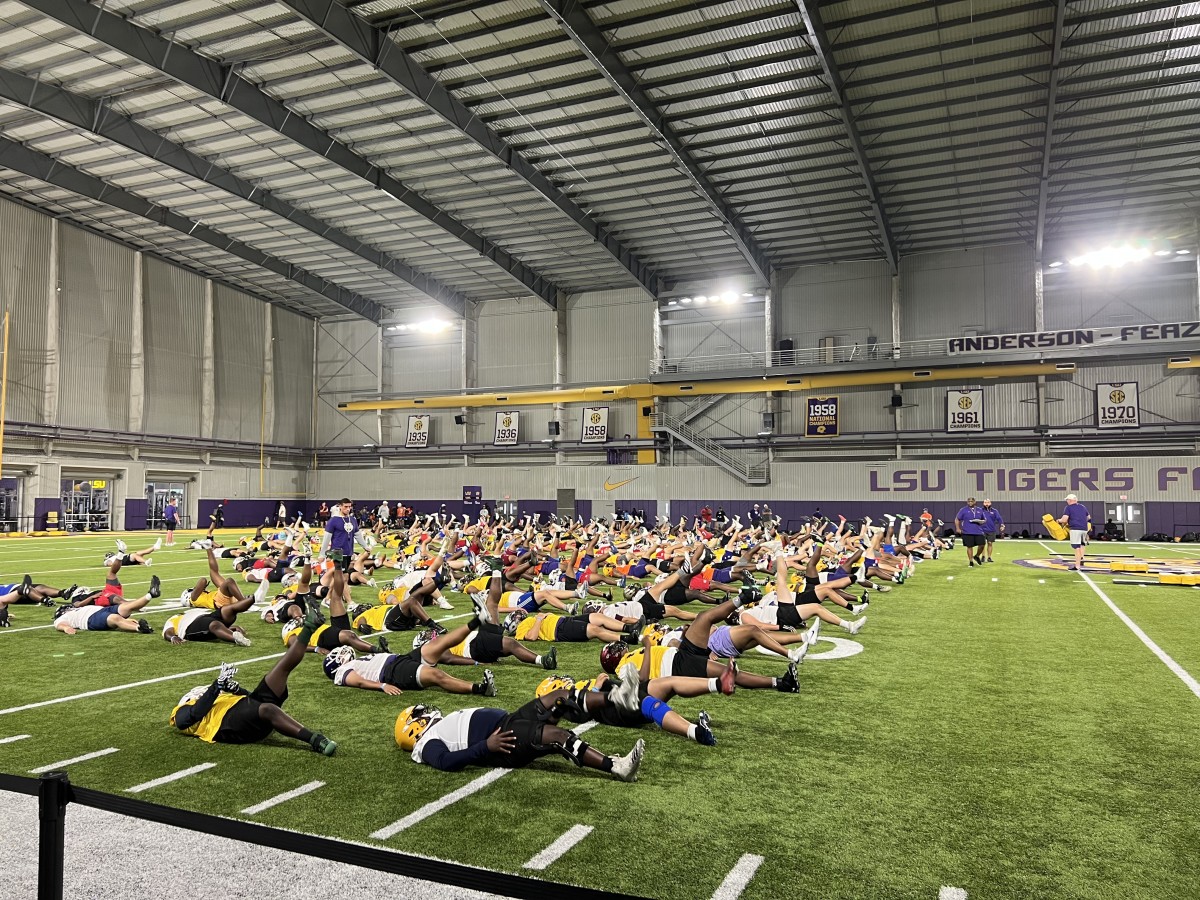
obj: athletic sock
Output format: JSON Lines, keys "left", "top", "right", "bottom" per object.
{"left": 534, "top": 655, "right": 543, "bottom": 666}
{"left": 254, "top": 579, "right": 271, "bottom": 603}
{"left": 837, "top": 618, "right": 849, "bottom": 629}
{"left": 686, "top": 724, "right": 698, "bottom": 741}
{"left": 297, "top": 727, "right": 314, "bottom": 744}
{"left": 707, "top": 677, "right": 719, "bottom": 693}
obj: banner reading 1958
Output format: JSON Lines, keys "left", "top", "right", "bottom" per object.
{"left": 805, "top": 396, "right": 839, "bottom": 438}
{"left": 1096, "top": 382, "right": 1139, "bottom": 429}
{"left": 581, "top": 406, "right": 609, "bottom": 443}
{"left": 946, "top": 388, "right": 984, "bottom": 433}
{"left": 493, "top": 410, "right": 520, "bottom": 446}
{"left": 404, "top": 414, "right": 430, "bottom": 448}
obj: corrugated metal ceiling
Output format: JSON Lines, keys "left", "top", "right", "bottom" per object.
{"left": 0, "top": 0, "right": 1195, "bottom": 318}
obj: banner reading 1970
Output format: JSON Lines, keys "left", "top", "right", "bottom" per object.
{"left": 1095, "top": 382, "right": 1139, "bottom": 429}
{"left": 804, "top": 396, "right": 839, "bottom": 437}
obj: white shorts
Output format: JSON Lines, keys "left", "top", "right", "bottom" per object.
{"left": 1069, "top": 529, "right": 1089, "bottom": 547}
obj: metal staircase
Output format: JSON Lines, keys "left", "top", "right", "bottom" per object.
{"left": 649, "top": 412, "right": 770, "bottom": 486}
{"left": 675, "top": 392, "right": 728, "bottom": 425}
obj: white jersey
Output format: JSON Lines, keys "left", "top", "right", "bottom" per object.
{"left": 412, "top": 708, "right": 481, "bottom": 764}
{"left": 604, "top": 599, "right": 643, "bottom": 619}
{"left": 164, "top": 608, "right": 209, "bottom": 638}
{"left": 60, "top": 605, "right": 103, "bottom": 630}
{"left": 333, "top": 653, "right": 392, "bottom": 687}
{"left": 394, "top": 570, "right": 427, "bottom": 591}
{"left": 739, "top": 604, "right": 778, "bottom": 627}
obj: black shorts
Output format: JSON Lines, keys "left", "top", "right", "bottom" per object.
{"left": 213, "top": 678, "right": 287, "bottom": 744}
{"left": 663, "top": 581, "right": 690, "bottom": 606}
{"left": 672, "top": 644, "right": 710, "bottom": 679}
{"left": 553, "top": 616, "right": 590, "bottom": 642}
{"left": 981, "top": 531, "right": 997, "bottom": 542}
{"left": 465, "top": 629, "right": 505, "bottom": 663}
{"left": 481, "top": 699, "right": 554, "bottom": 768}
{"left": 382, "top": 650, "right": 426, "bottom": 690}
{"left": 777, "top": 604, "right": 804, "bottom": 628}
{"left": 384, "top": 606, "right": 417, "bottom": 632}
{"left": 637, "top": 594, "right": 666, "bottom": 622}
{"left": 961, "top": 533, "right": 985, "bottom": 548}
{"left": 184, "top": 613, "right": 222, "bottom": 641}
{"left": 317, "top": 614, "right": 351, "bottom": 651}
{"left": 590, "top": 684, "right": 648, "bottom": 728}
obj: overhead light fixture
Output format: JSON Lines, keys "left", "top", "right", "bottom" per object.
{"left": 1154, "top": 249, "right": 1173, "bottom": 257}
{"left": 667, "top": 300, "right": 678, "bottom": 306}
{"left": 1176, "top": 249, "right": 1191, "bottom": 255}
{"left": 695, "top": 296, "right": 708, "bottom": 305}
{"left": 1047, "top": 261, "right": 1063, "bottom": 268}
{"left": 680, "top": 297, "right": 692, "bottom": 304}
{"left": 742, "top": 292, "right": 754, "bottom": 297}
{"left": 1067, "top": 245, "right": 1152, "bottom": 268}
{"left": 721, "top": 292, "right": 737, "bottom": 304}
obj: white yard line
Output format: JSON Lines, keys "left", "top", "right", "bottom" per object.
{"left": 710, "top": 853, "right": 765, "bottom": 900}
{"left": 29, "top": 747, "right": 120, "bottom": 773}
{"left": 523, "top": 824, "right": 593, "bottom": 871}
{"left": 241, "top": 780, "right": 326, "bottom": 815}
{"left": 1075, "top": 569, "right": 1200, "bottom": 701}
{"left": 371, "top": 722, "right": 597, "bottom": 840}
{"left": 126, "top": 763, "right": 217, "bottom": 793}
{"left": 0, "top": 734, "right": 30, "bottom": 744}
{"left": 939, "top": 888, "right": 968, "bottom": 900}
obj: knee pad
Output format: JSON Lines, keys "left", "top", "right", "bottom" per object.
{"left": 640, "top": 695, "right": 672, "bottom": 728}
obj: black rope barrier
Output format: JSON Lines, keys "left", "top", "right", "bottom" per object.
{"left": 0, "top": 771, "right": 645, "bottom": 900}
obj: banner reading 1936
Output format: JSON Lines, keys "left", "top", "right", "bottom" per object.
{"left": 1096, "top": 382, "right": 1139, "bottom": 429}
{"left": 946, "top": 388, "right": 984, "bottom": 433}
{"left": 581, "top": 406, "right": 609, "bottom": 443}
{"left": 405, "top": 414, "right": 430, "bottom": 448}
{"left": 805, "top": 396, "right": 839, "bottom": 437}
{"left": 493, "top": 410, "right": 520, "bottom": 446}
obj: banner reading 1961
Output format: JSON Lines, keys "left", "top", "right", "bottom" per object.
{"left": 404, "top": 414, "right": 430, "bottom": 448}
{"left": 493, "top": 410, "right": 520, "bottom": 446}
{"left": 946, "top": 388, "right": 984, "bottom": 433}
{"left": 805, "top": 396, "right": 839, "bottom": 437}
{"left": 581, "top": 406, "right": 609, "bottom": 443}
{"left": 1096, "top": 382, "right": 1139, "bottom": 429}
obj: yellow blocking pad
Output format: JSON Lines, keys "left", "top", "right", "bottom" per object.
{"left": 1110, "top": 561, "right": 1150, "bottom": 573}
{"left": 1042, "top": 515, "right": 1068, "bottom": 541}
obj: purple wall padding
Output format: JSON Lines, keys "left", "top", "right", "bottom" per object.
{"left": 125, "top": 499, "right": 148, "bottom": 531}
{"left": 198, "top": 500, "right": 285, "bottom": 529}
{"left": 34, "top": 497, "right": 59, "bottom": 530}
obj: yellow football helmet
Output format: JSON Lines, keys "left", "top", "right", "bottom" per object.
{"left": 535, "top": 674, "right": 576, "bottom": 697}
{"left": 639, "top": 622, "right": 672, "bottom": 646}
{"left": 394, "top": 704, "right": 443, "bottom": 751}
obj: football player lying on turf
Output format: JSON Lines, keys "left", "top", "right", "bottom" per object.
{"left": 321, "top": 618, "right": 498, "bottom": 697}
{"left": 0, "top": 576, "right": 77, "bottom": 625}
{"left": 738, "top": 557, "right": 867, "bottom": 635}
{"left": 396, "top": 678, "right": 645, "bottom": 780}
{"left": 601, "top": 593, "right": 801, "bottom": 693}
{"left": 106, "top": 537, "right": 161, "bottom": 567}
{"left": 63, "top": 555, "right": 160, "bottom": 609}
{"left": 280, "top": 568, "right": 388, "bottom": 656}
{"left": 350, "top": 575, "right": 447, "bottom": 636}
{"left": 163, "top": 586, "right": 255, "bottom": 647}
{"left": 258, "top": 563, "right": 316, "bottom": 625}
{"left": 170, "top": 607, "right": 336, "bottom": 754}
{"left": 179, "top": 547, "right": 256, "bottom": 611}
{"left": 54, "top": 575, "right": 161, "bottom": 636}
{"left": 537, "top": 655, "right": 734, "bottom": 746}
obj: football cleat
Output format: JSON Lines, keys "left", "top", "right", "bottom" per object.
{"left": 0, "top": 607, "right": 10, "bottom": 627}
{"left": 148, "top": 575, "right": 161, "bottom": 599}
{"left": 231, "top": 631, "right": 252, "bottom": 647}
{"left": 610, "top": 738, "right": 645, "bottom": 783}
{"left": 610, "top": 662, "right": 642, "bottom": 714}
{"left": 322, "top": 646, "right": 355, "bottom": 679}
{"left": 216, "top": 662, "right": 239, "bottom": 692}
{"left": 478, "top": 669, "right": 497, "bottom": 697}
{"left": 776, "top": 662, "right": 800, "bottom": 694}
{"left": 115, "top": 539, "right": 127, "bottom": 553}
{"left": 137, "top": 618, "right": 152, "bottom": 634}
{"left": 718, "top": 660, "right": 737, "bottom": 695}
{"left": 541, "top": 646, "right": 558, "bottom": 670}
{"left": 309, "top": 733, "right": 337, "bottom": 756}
{"left": 470, "top": 590, "right": 494, "bottom": 625}
{"left": 695, "top": 716, "right": 717, "bottom": 747}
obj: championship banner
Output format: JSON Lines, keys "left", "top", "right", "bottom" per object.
{"left": 804, "top": 396, "right": 839, "bottom": 438}
{"left": 1096, "top": 382, "right": 1139, "bottom": 429}
{"left": 946, "top": 388, "right": 984, "bottom": 433}
{"left": 581, "top": 406, "right": 609, "bottom": 443}
{"left": 493, "top": 410, "right": 520, "bottom": 446}
{"left": 404, "top": 414, "right": 430, "bottom": 448}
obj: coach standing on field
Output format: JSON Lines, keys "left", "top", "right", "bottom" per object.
{"left": 1058, "top": 494, "right": 1092, "bottom": 571}
{"left": 320, "top": 497, "right": 367, "bottom": 568}
{"left": 980, "top": 499, "right": 1004, "bottom": 564}
{"left": 955, "top": 497, "right": 989, "bottom": 567}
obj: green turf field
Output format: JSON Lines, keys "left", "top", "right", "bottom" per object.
{"left": 2, "top": 533, "right": 1199, "bottom": 899}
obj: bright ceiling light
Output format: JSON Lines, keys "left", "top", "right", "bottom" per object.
{"left": 667, "top": 300, "right": 678, "bottom": 306}
{"left": 680, "top": 297, "right": 692, "bottom": 304}
{"left": 695, "top": 296, "right": 708, "bottom": 305}
{"left": 721, "top": 292, "right": 737, "bottom": 304}
{"left": 1067, "top": 245, "right": 1152, "bottom": 269}
{"left": 1154, "top": 249, "right": 1172, "bottom": 256}
{"left": 742, "top": 292, "right": 754, "bottom": 297}
{"left": 1047, "top": 260, "right": 1063, "bottom": 268}
{"left": 1176, "top": 249, "right": 1191, "bottom": 255}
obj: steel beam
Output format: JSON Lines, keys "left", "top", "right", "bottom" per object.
{"left": 0, "top": 65, "right": 469, "bottom": 320}
{"left": 274, "top": 0, "right": 662, "bottom": 299}
{"left": 1035, "top": 0, "right": 1068, "bottom": 262}
{"left": 793, "top": 1, "right": 898, "bottom": 271}
{"left": 0, "top": 136, "right": 386, "bottom": 323}
{"left": 20, "top": 0, "right": 562, "bottom": 310}
{"left": 536, "top": 0, "right": 773, "bottom": 284}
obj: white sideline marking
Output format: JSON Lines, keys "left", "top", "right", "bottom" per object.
{"left": 1076, "top": 569, "right": 1200, "bottom": 700}
{"left": 711, "top": 853, "right": 765, "bottom": 900}
{"left": 29, "top": 747, "right": 119, "bottom": 773}
{"left": 241, "top": 780, "right": 326, "bottom": 815}
{"left": 939, "top": 887, "right": 968, "bottom": 900}
{"left": 0, "top": 734, "right": 30, "bottom": 744}
{"left": 126, "top": 762, "right": 216, "bottom": 793}
{"left": 371, "top": 722, "right": 597, "bottom": 840}
{"left": 523, "top": 824, "right": 593, "bottom": 870}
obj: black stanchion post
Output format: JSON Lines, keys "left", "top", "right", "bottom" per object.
{"left": 37, "top": 771, "right": 70, "bottom": 900}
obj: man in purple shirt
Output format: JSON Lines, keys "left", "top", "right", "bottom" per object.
{"left": 980, "top": 499, "right": 1005, "bottom": 564}
{"left": 1058, "top": 494, "right": 1092, "bottom": 570}
{"left": 954, "top": 497, "right": 988, "bottom": 568}
{"left": 320, "top": 498, "right": 367, "bottom": 569}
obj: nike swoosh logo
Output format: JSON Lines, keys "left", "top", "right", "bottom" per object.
{"left": 603, "top": 477, "right": 639, "bottom": 492}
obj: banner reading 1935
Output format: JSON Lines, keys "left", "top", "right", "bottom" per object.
{"left": 493, "top": 410, "right": 520, "bottom": 446}
{"left": 1095, "top": 382, "right": 1139, "bottom": 429}
{"left": 404, "top": 414, "right": 430, "bottom": 448}
{"left": 946, "top": 388, "right": 984, "bottom": 433}
{"left": 805, "top": 396, "right": 839, "bottom": 437}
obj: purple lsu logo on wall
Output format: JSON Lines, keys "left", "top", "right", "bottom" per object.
{"left": 869, "top": 467, "right": 1200, "bottom": 493}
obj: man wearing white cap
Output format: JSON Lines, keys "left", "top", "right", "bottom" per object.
{"left": 1058, "top": 494, "right": 1092, "bottom": 571}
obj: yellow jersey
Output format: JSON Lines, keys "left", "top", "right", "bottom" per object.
{"left": 282, "top": 621, "right": 327, "bottom": 648}
{"left": 619, "top": 646, "right": 672, "bottom": 680}
{"left": 189, "top": 589, "right": 224, "bottom": 610}
{"left": 514, "top": 613, "right": 561, "bottom": 642}
{"left": 170, "top": 693, "right": 244, "bottom": 743}
{"left": 353, "top": 604, "right": 390, "bottom": 633}
{"left": 465, "top": 574, "right": 490, "bottom": 595}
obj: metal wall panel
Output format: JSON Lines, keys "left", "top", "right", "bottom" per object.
{"left": 898, "top": 380, "right": 1039, "bottom": 433}
{"left": 778, "top": 260, "right": 892, "bottom": 351}
{"left": 317, "top": 319, "right": 379, "bottom": 448}
{"left": 690, "top": 394, "right": 766, "bottom": 440}
{"left": 566, "top": 288, "right": 654, "bottom": 382}
{"left": 477, "top": 299, "right": 555, "bottom": 388}
{"left": 387, "top": 332, "right": 463, "bottom": 394}
{"left": 900, "top": 244, "right": 1035, "bottom": 341}
{"left": 664, "top": 314, "right": 765, "bottom": 361}
{"left": 272, "top": 306, "right": 315, "bottom": 446}
{"left": 1049, "top": 361, "right": 1199, "bottom": 428}
{"left": 143, "top": 257, "right": 205, "bottom": 437}
{"left": 59, "top": 224, "right": 134, "bottom": 431}
{"left": 1044, "top": 268, "right": 1199, "bottom": 330}
{"left": 212, "top": 284, "right": 266, "bottom": 443}
{"left": 0, "top": 197, "right": 51, "bottom": 424}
